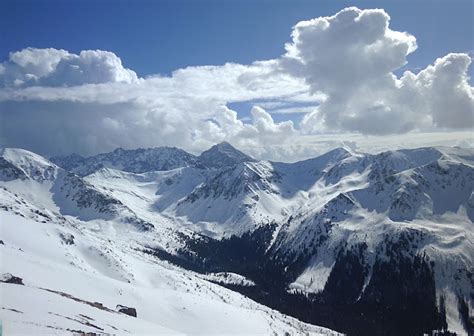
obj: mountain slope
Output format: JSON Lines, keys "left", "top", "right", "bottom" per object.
{"left": 50, "top": 147, "right": 202, "bottom": 176}
{"left": 0, "top": 148, "right": 156, "bottom": 230}
{"left": 0, "top": 148, "right": 339, "bottom": 335}
{"left": 50, "top": 142, "right": 255, "bottom": 177}
{"left": 161, "top": 146, "right": 473, "bottom": 335}
{"left": 198, "top": 141, "right": 255, "bottom": 169}
{"left": 2, "top": 145, "right": 473, "bottom": 335}
{"left": 0, "top": 211, "right": 339, "bottom": 335}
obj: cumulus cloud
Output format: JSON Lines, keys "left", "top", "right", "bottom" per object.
{"left": 251, "top": 106, "right": 295, "bottom": 138}
{"left": 0, "top": 48, "right": 138, "bottom": 87}
{"left": 198, "top": 105, "right": 296, "bottom": 152}
{"left": 0, "top": 53, "right": 310, "bottom": 155}
{"left": 0, "top": 58, "right": 304, "bottom": 157}
{"left": 283, "top": 7, "right": 417, "bottom": 93}
{"left": 0, "top": 7, "right": 472, "bottom": 162}
{"left": 405, "top": 53, "right": 473, "bottom": 129}
{"left": 283, "top": 7, "right": 473, "bottom": 135}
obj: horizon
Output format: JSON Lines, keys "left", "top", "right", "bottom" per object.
{"left": 4, "top": 136, "right": 474, "bottom": 165}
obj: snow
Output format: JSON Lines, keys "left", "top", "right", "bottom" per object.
{"left": 50, "top": 146, "right": 201, "bottom": 176}
{"left": 0, "top": 148, "right": 59, "bottom": 183}
{"left": 200, "top": 272, "right": 256, "bottom": 287}
{"left": 198, "top": 141, "right": 255, "bottom": 169}
{"left": 289, "top": 259, "right": 335, "bottom": 294}
{"left": 0, "top": 211, "right": 339, "bottom": 335}
{"left": 1, "top": 144, "right": 473, "bottom": 335}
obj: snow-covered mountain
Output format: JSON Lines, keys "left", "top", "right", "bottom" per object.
{"left": 1, "top": 143, "right": 473, "bottom": 335}
{"left": 50, "top": 146, "right": 203, "bottom": 176}
{"left": 197, "top": 141, "right": 255, "bottom": 169}
{"left": 50, "top": 141, "right": 254, "bottom": 176}
{"left": 0, "top": 147, "right": 338, "bottom": 335}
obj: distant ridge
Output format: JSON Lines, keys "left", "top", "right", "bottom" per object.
{"left": 50, "top": 141, "right": 255, "bottom": 176}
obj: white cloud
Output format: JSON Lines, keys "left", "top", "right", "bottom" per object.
{"left": 0, "top": 48, "right": 138, "bottom": 87}
{"left": 282, "top": 7, "right": 417, "bottom": 93}
{"left": 9, "top": 48, "right": 70, "bottom": 79}
{"left": 404, "top": 53, "right": 474, "bottom": 129}
{"left": 197, "top": 105, "right": 296, "bottom": 152}
{"left": 0, "top": 51, "right": 309, "bottom": 158}
{"left": 251, "top": 106, "right": 295, "bottom": 136}
{"left": 269, "top": 105, "right": 318, "bottom": 114}
{"left": 0, "top": 7, "right": 472, "bottom": 162}
{"left": 282, "top": 7, "right": 473, "bottom": 135}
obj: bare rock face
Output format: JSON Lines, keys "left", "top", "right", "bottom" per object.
{"left": 59, "top": 232, "right": 75, "bottom": 245}
{"left": 116, "top": 304, "right": 137, "bottom": 317}
{"left": 0, "top": 273, "right": 24, "bottom": 285}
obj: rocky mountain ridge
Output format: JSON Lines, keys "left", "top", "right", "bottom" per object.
{"left": 1, "top": 143, "right": 473, "bottom": 335}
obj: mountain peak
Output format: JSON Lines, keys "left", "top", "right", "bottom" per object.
{"left": 323, "top": 147, "right": 352, "bottom": 158}
{"left": 207, "top": 141, "right": 239, "bottom": 152}
{"left": 1, "top": 148, "right": 59, "bottom": 182}
{"left": 50, "top": 146, "right": 200, "bottom": 176}
{"left": 198, "top": 142, "right": 254, "bottom": 169}
{"left": 213, "top": 141, "right": 233, "bottom": 149}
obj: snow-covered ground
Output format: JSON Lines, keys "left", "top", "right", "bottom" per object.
{"left": 1, "top": 144, "right": 473, "bottom": 335}
{"left": 199, "top": 272, "right": 256, "bottom": 287}
{"left": 0, "top": 211, "right": 339, "bottom": 335}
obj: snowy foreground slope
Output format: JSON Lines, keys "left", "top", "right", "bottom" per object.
{"left": 1, "top": 144, "right": 473, "bottom": 335}
{"left": 0, "top": 148, "right": 339, "bottom": 335}
{"left": 0, "top": 211, "right": 338, "bottom": 335}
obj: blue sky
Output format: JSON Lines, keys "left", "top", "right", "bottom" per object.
{"left": 1, "top": 0, "right": 473, "bottom": 77}
{"left": 0, "top": 1, "right": 473, "bottom": 160}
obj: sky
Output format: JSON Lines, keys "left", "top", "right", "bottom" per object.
{"left": 0, "top": 0, "right": 473, "bottom": 161}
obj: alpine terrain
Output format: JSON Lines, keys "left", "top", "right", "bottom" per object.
{"left": 1, "top": 143, "right": 472, "bottom": 335}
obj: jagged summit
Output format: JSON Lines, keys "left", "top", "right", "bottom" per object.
{"left": 49, "top": 142, "right": 255, "bottom": 176}
{"left": 50, "top": 146, "right": 202, "bottom": 176}
{"left": 198, "top": 141, "right": 255, "bottom": 169}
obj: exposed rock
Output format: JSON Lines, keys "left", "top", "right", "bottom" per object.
{"left": 59, "top": 232, "right": 75, "bottom": 245}
{"left": 0, "top": 273, "right": 24, "bottom": 285}
{"left": 41, "top": 288, "right": 115, "bottom": 313}
{"left": 116, "top": 304, "right": 137, "bottom": 317}
{"left": 0, "top": 157, "right": 28, "bottom": 181}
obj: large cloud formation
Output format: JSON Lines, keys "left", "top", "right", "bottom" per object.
{"left": 0, "top": 48, "right": 138, "bottom": 87}
{"left": 282, "top": 7, "right": 473, "bottom": 134}
{"left": 0, "top": 7, "right": 472, "bottom": 161}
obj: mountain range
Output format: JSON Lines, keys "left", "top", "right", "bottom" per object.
{"left": 1, "top": 142, "right": 473, "bottom": 335}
